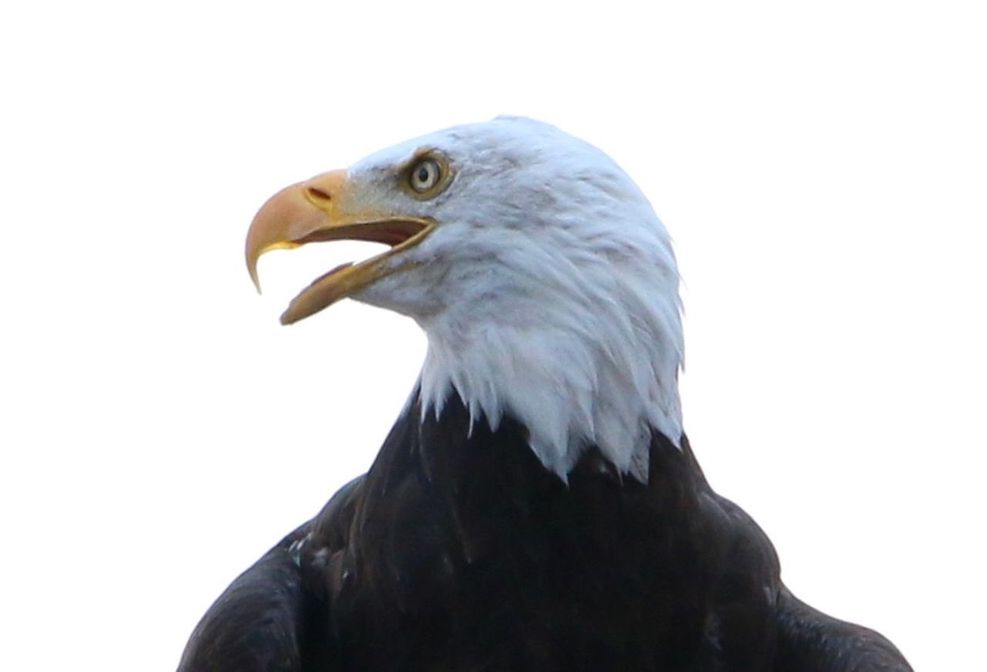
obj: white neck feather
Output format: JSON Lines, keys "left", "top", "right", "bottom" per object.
{"left": 414, "top": 225, "right": 684, "bottom": 483}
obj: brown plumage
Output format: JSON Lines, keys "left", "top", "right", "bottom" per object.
{"left": 178, "top": 390, "right": 911, "bottom": 671}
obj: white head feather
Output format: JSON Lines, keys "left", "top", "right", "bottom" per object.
{"left": 349, "top": 117, "right": 683, "bottom": 482}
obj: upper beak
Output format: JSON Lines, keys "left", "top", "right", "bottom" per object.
{"left": 246, "top": 170, "right": 346, "bottom": 292}
{"left": 245, "top": 170, "right": 434, "bottom": 324}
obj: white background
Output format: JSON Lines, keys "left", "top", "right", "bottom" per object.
{"left": 2, "top": 2, "right": 984, "bottom": 670}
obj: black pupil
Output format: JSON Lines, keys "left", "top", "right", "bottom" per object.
{"left": 417, "top": 165, "right": 431, "bottom": 184}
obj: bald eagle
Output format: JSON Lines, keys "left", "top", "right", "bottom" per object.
{"left": 179, "top": 118, "right": 911, "bottom": 671}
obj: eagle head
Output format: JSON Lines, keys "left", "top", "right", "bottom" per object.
{"left": 247, "top": 117, "right": 683, "bottom": 482}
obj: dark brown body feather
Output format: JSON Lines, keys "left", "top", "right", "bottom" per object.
{"left": 178, "top": 391, "right": 911, "bottom": 671}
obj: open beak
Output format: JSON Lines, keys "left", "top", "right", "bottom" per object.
{"left": 245, "top": 170, "right": 435, "bottom": 324}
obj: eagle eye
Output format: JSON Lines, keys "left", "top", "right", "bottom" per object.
{"left": 408, "top": 157, "right": 442, "bottom": 194}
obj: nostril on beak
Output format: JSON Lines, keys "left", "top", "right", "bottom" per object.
{"left": 305, "top": 187, "right": 333, "bottom": 207}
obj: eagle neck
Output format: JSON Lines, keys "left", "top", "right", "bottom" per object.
{"left": 415, "top": 302, "right": 683, "bottom": 483}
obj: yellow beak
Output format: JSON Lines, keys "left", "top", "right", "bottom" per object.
{"left": 245, "top": 170, "right": 434, "bottom": 324}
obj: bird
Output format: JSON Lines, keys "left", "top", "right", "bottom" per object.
{"left": 178, "top": 117, "right": 912, "bottom": 671}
